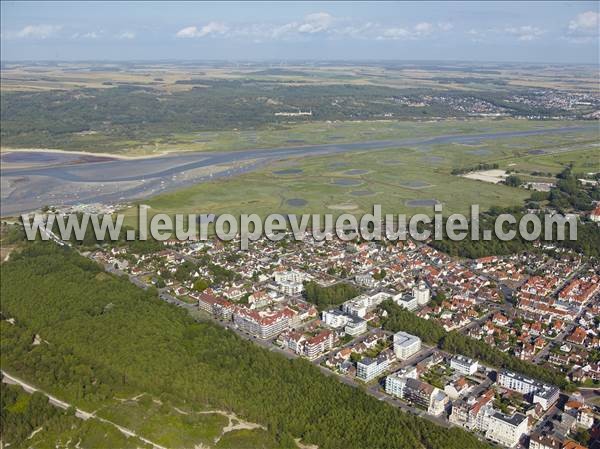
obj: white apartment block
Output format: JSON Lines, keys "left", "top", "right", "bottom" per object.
{"left": 450, "top": 355, "right": 479, "bottom": 375}
{"left": 274, "top": 269, "right": 306, "bottom": 284}
{"left": 385, "top": 373, "right": 448, "bottom": 416}
{"left": 345, "top": 316, "right": 368, "bottom": 336}
{"left": 393, "top": 293, "right": 418, "bottom": 311}
{"left": 357, "top": 352, "right": 392, "bottom": 382}
{"left": 273, "top": 270, "right": 307, "bottom": 296}
{"left": 413, "top": 281, "right": 431, "bottom": 306}
{"left": 386, "top": 372, "right": 410, "bottom": 397}
{"left": 497, "top": 370, "right": 559, "bottom": 410}
{"left": 484, "top": 412, "right": 528, "bottom": 448}
{"left": 233, "top": 308, "right": 294, "bottom": 339}
{"left": 277, "top": 280, "right": 304, "bottom": 296}
{"left": 429, "top": 390, "right": 449, "bottom": 416}
{"left": 393, "top": 331, "right": 422, "bottom": 360}
{"left": 321, "top": 309, "right": 349, "bottom": 328}
{"left": 355, "top": 273, "right": 376, "bottom": 288}
{"left": 342, "top": 296, "right": 368, "bottom": 318}
{"left": 498, "top": 370, "right": 538, "bottom": 394}
{"left": 342, "top": 292, "right": 390, "bottom": 318}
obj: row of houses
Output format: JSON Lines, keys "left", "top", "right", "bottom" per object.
{"left": 449, "top": 388, "right": 529, "bottom": 448}
{"left": 279, "top": 329, "right": 336, "bottom": 360}
{"left": 198, "top": 292, "right": 317, "bottom": 339}
{"left": 497, "top": 370, "right": 560, "bottom": 411}
{"left": 385, "top": 368, "right": 449, "bottom": 416}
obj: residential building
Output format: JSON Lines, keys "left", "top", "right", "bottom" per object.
{"left": 345, "top": 316, "right": 368, "bottom": 336}
{"left": 393, "top": 377, "right": 448, "bottom": 416}
{"left": 484, "top": 412, "right": 528, "bottom": 448}
{"left": 197, "top": 292, "right": 234, "bottom": 320}
{"left": 321, "top": 309, "right": 349, "bottom": 328}
{"left": 385, "top": 367, "right": 418, "bottom": 399}
{"left": 198, "top": 292, "right": 219, "bottom": 313}
{"left": 212, "top": 298, "right": 235, "bottom": 321}
{"left": 342, "top": 296, "right": 369, "bottom": 318}
{"left": 413, "top": 281, "right": 431, "bottom": 306}
{"left": 533, "top": 384, "right": 561, "bottom": 411}
{"left": 497, "top": 370, "right": 559, "bottom": 410}
{"left": 450, "top": 355, "right": 479, "bottom": 376}
{"left": 357, "top": 350, "right": 393, "bottom": 382}
{"left": 429, "top": 390, "right": 450, "bottom": 416}
{"left": 305, "top": 330, "right": 335, "bottom": 359}
{"left": 233, "top": 307, "right": 295, "bottom": 339}
{"left": 529, "top": 432, "right": 563, "bottom": 449}
{"left": 576, "top": 407, "right": 595, "bottom": 429}
{"left": 393, "top": 293, "right": 418, "bottom": 311}
{"left": 355, "top": 273, "right": 376, "bottom": 288}
{"left": 273, "top": 270, "right": 306, "bottom": 296}
{"left": 449, "top": 389, "right": 495, "bottom": 431}
{"left": 393, "top": 331, "right": 421, "bottom": 360}
{"left": 342, "top": 292, "right": 390, "bottom": 318}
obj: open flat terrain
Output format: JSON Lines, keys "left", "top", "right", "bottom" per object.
{"left": 122, "top": 124, "right": 599, "bottom": 225}
{"left": 2, "top": 62, "right": 598, "bottom": 156}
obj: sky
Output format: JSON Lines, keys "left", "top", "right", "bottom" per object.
{"left": 1, "top": 1, "right": 599, "bottom": 63}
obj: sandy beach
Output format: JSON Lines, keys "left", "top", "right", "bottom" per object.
{"left": 0, "top": 147, "right": 158, "bottom": 161}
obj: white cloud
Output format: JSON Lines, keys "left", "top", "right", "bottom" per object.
{"left": 174, "top": 14, "right": 451, "bottom": 42}
{"left": 199, "top": 21, "right": 229, "bottom": 36}
{"left": 377, "top": 21, "right": 450, "bottom": 40}
{"left": 333, "top": 22, "right": 375, "bottom": 38}
{"left": 565, "top": 11, "right": 599, "bottom": 43}
{"left": 505, "top": 25, "right": 544, "bottom": 41}
{"left": 176, "top": 26, "right": 198, "bottom": 38}
{"left": 176, "top": 22, "right": 229, "bottom": 38}
{"left": 438, "top": 22, "right": 454, "bottom": 32}
{"left": 379, "top": 27, "right": 410, "bottom": 40}
{"left": 266, "top": 12, "right": 334, "bottom": 38}
{"left": 117, "top": 31, "right": 136, "bottom": 40}
{"left": 70, "top": 30, "right": 104, "bottom": 40}
{"left": 297, "top": 12, "right": 333, "bottom": 34}
{"left": 568, "top": 11, "right": 599, "bottom": 31}
{"left": 16, "top": 24, "right": 62, "bottom": 39}
{"left": 413, "top": 22, "right": 433, "bottom": 35}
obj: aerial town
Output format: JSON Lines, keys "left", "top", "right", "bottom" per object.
{"left": 88, "top": 226, "right": 600, "bottom": 449}
{"left": 2, "top": 2, "right": 600, "bottom": 448}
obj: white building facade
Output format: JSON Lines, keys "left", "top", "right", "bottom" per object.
{"left": 393, "top": 331, "right": 422, "bottom": 360}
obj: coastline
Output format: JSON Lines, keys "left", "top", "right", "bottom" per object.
{"left": 0, "top": 147, "right": 168, "bottom": 161}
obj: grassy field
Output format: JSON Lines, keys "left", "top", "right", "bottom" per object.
{"left": 131, "top": 118, "right": 591, "bottom": 156}
{"left": 123, "top": 125, "right": 599, "bottom": 226}
{"left": 1, "top": 116, "right": 589, "bottom": 158}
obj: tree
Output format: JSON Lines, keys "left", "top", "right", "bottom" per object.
{"left": 373, "top": 269, "right": 386, "bottom": 280}
{"left": 303, "top": 281, "right": 360, "bottom": 310}
{"left": 504, "top": 175, "right": 522, "bottom": 187}
{"left": 193, "top": 279, "right": 210, "bottom": 292}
